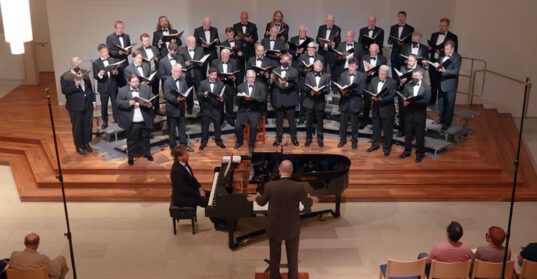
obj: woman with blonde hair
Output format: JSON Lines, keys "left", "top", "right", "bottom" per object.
{"left": 264, "top": 10, "right": 289, "bottom": 40}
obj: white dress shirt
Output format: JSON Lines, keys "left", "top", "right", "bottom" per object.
{"left": 398, "top": 25, "right": 404, "bottom": 38}
{"left": 130, "top": 88, "right": 144, "bottom": 122}
{"left": 204, "top": 29, "right": 211, "bottom": 44}
{"left": 222, "top": 63, "right": 228, "bottom": 73}
{"left": 377, "top": 79, "right": 385, "bottom": 93}
{"left": 413, "top": 82, "right": 421, "bottom": 96}
{"left": 179, "top": 161, "right": 192, "bottom": 176}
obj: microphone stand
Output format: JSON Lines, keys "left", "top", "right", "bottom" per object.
{"left": 43, "top": 88, "right": 78, "bottom": 279}
{"left": 501, "top": 77, "right": 532, "bottom": 278}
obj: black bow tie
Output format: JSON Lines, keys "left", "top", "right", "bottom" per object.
{"left": 414, "top": 83, "right": 420, "bottom": 87}
{"left": 145, "top": 47, "right": 152, "bottom": 50}
{"left": 210, "top": 82, "right": 215, "bottom": 85}
{"left": 413, "top": 44, "right": 419, "bottom": 48}
{"left": 270, "top": 39, "right": 276, "bottom": 42}
{"left": 204, "top": 29, "right": 210, "bottom": 32}
{"left": 347, "top": 44, "right": 353, "bottom": 47}
{"left": 136, "top": 65, "right": 142, "bottom": 68}
{"left": 102, "top": 58, "right": 108, "bottom": 61}
{"left": 248, "top": 84, "right": 253, "bottom": 88}
{"left": 399, "top": 24, "right": 405, "bottom": 27}
{"left": 188, "top": 49, "right": 194, "bottom": 52}
{"left": 349, "top": 73, "right": 355, "bottom": 77}
{"left": 257, "top": 58, "right": 262, "bottom": 61}
{"left": 326, "top": 28, "right": 332, "bottom": 31}
{"left": 131, "top": 89, "right": 139, "bottom": 92}
{"left": 309, "top": 56, "right": 314, "bottom": 58}
{"left": 229, "top": 40, "right": 235, "bottom": 43}
{"left": 369, "top": 28, "right": 375, "bottom": 31}
{"left": 117, "top": 34, "right": 123, "bottom": 38}
{"left": 315, "top": 73, "right": 322, "bottom": 77}
{"left": 370, "top": 57, "right": 376, "bottom": 60}
{"left": 162, "top": 29, "right": 168, "bottom": 32}
{"left": 281, "top": 68, "right": 288, "bottom": 71}
{"left": 242, "top": 24, "right": 247, "bottom": 27}
{"left": 379, "top": 80, "right": 384, "bottom": 83}
{"left": 440, "top": 32, "right": 446, "bottom": 36}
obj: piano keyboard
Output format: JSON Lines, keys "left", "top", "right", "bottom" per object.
{"left": 208, "top": 171, "right": 220, "bottom": 206}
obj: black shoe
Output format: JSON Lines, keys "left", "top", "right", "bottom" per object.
{"left": 199, "top": 142, "right": 207, "bottom": 150}
{"left": 216, "top": 142, "right": 226, "bottom": 149}
{"left": 145, "top": 154, "right": 154, "bottom": 161}
{"left": 292, "top": 139, "right": 299, "bottom": 146}
{"left": 128, "top": 157, "right": 134, "bottom": 166}
{"left": 101, "top": 123, "right": 108, "bottom": 129}
{"left": 298, "top": 119, "right": 305, "bottom": 125}
{"left": 76, "top": 147, "right": 86, "bottom": 155}
{"left": 187, "top": 107, "right": 193, "bottom": 114}
{"left": 185, "top": 145, "right": 194, "bottom": 152}
{"left": 272, "top": 140, "right": 281, "bottom": 146}
{"left": 433, "top": 119, "right": 442, "bottom": 125}
{"left": 318, "top": 140, "right": 324, "bottom": 147}
{"left": 248, "top": 146, "right": 254, "bottom": 153}
{"left": 337, "top": 141, "right": 346, "bottom": 148}
{"left": 367, "top": 146, "right": 379, "bottom": 152}
{"left": 416, "top": 154, "right": 424, "bottom": 163}
{"left": 84, "top": 144, "right": 93, "bottom": 152}
{"left": 227, "top": 119, "right": 235, "bottom": 126}
{"left": 397, "top": 131, "right": 405, "bottom": 137}
{"left": 359, "top": 123, "right": 367, "bottom": 129}
{"left": 305, "top": 139, "right": 312, "bottom": 147}
{"left": 384, "top": 150, "right": 390, "bottom": 156}
{"left": 352, "top": 141, "right": 357, "bottom": 150}
{"left": 234, "top": 143, "right": 243, "bottom": 149}
{"left": 399, "top": 152, "right": 411, "bottom": 159}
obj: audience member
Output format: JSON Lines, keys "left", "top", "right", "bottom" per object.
{"left": 473, "top": 226, "right": 511, "bottom": 263}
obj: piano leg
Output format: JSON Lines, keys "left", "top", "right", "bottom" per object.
{"left": 228, "top": 221, "right": 238, "bottom": 249}
{"left": 333, "top": 194, "right": 341, "bottom": 218}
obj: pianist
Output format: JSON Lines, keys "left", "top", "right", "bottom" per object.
{"left": 170, "top": 145, "right": 226, "bottom": 230}
{"left": 247, "top": 160, "right": 318, "bottom": 279}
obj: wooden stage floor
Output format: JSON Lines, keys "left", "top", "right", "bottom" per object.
{"left": 1, "top": 73, "right": 536, "bottom": 202}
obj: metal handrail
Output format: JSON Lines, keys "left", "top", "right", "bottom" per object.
{"left": 469, "top": 69, "right": 530, "bottom": 106}
{"left": 455, "top": 56, "right": 487, "bottom": 109}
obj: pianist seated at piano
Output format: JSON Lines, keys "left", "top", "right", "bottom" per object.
{"left": 170, "top": 145, "right": 227, "bottom": 230}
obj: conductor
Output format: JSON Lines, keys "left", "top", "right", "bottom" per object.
{"left": 247, "top": 160, "right": 319, "bottom": 279}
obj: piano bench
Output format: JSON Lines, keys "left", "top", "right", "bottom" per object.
{"left": 169, "top": 203, "right": 197, "bottom": 235}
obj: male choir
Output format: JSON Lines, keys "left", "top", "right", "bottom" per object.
{"left": 61, "top": 11, "right": 462, "bottom": 164}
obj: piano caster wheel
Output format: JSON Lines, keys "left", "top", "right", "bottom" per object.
{"left": 318, "top": 214, "right": 326, "bottom": 221}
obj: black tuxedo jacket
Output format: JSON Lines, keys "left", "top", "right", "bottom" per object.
{"left": 152, "top": 28, "right": 182, "bottom": 57}
{"left": 60, "top": 70, "right": 95, "bottom": 112}
{"left": 233, "top": 21, "right": 258, "bottom": 60}
{"left": 194, "top": 26, "right": 220, "bottom": 60}
{"left": 400, "top": 42, "right": 429, "bottom": 65}
{"left": 402, "top": 81, "right": 431, "bottom": 123}
{"left": 428, "top": 31, "right": 458, "bottom": 61}
{"left": 247, "top": 56, "right": 277, "bottom": 82}
{"left": 123, "top": 62, "right": 151, "bottom": 83}
{"left": 316, "top": 25, "right": 341, "bottom": 53}
{"left": 106, "top": 32, "right": 132, "bottom": 60}
{"left": 297, "top": 52, "right": 325, "bottom": 76}
{"left": 270, "top": 66, "right": 299, "bottom": 108}
{"left": 116, "top": 84, "right": 155, "bottom": 130}
{"left": 335, "top": 41, "right": 365, "bottom": 70}
{"left": 337, "top": 70, "right": 366, "bottom": 113}
{"left": 387, "top": 24, "right": 414, "bottom": 61}
{"left": 197, "top": 79, "right": 225, "bottom": 115}
{"left": 170, "top": 161, "right": 203, "bottom": 207}
{"left": 211, "top": 58, "right": 239, "bottom": 86}
{"left": 163, "top": 75, "right": 188, "bottom": 118}
{"left": 438, "top": 51, "right": 462, "bottom": 92}
{"left": 359, "top": 54, "right": 388, "bottom": 78}
{"left": 236, "top": 81, "right": 267, "bottom": 112}
{"left": 303, "top": 72, "right": 330, "bottom": 110}
{"left": 137, "top": 45, "right": 160, "bottom": 71}
{"left": 92, "top": 57, "right": 120, "bottom": 94}
{"left": 358, "top": 26, "right": 384, "bottom": 50}
{"left": 178, "top": 46, "right": 205, "bottom": 81}
{"left": 220, "top": 39, "right": 244, "bottom": 66}
{"left": 264, "top": 22, "right": 289, "bottom": 41}
{"left": 368, "top": 77, "right": 396, "bottom": 119}
{"left": 158, "top": 54, "right": 185, "bottom": 82}
{"left": 261, "top": 37, "right": 287, "bottom": 64}
{"left": 288, "top": 36, "right": 313, "bottom": 59}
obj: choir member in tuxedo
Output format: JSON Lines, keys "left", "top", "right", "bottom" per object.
{"left": 61, "top": 57, "right": 95, "bottom": 155}
{"left": 303, "top": 60, "right": 331, "bottom": 147}
{"left": 358, "top": 15, "right": 385, "bottom": 54}
{"left": 288, "top": 25, "right": 313, "bottom": 66}
{"left": 123, "top": 50, "right": 151, "bottom": 87}
{"left": 197, "top": 67, "right": 226, "bottom": 150}
{"left": 194, "top": 17, "right": 219, "bottom": 71}
{"left": 428, "top": 18, "right": 458, "bottom": 106}
{"left": 234, "top": 70, "right": 268, "bottom": 153}
{"left": 334, "top": 30, "right": 364, "bottom": 80}
{"left": 399, "top": 32, "right": 429, "bottom": 66}
{"left": 388, "top": 11, "right": 414, "bottom": 78}
{"left": 221, "top": 27, "right": 245, "bottom": 84}
{"left": 336, "top": 57, "right": 366, "bottom": 150}
{"left": 359, "top": 43, "right": 387, "bottom": 128}
{"left": 247, "top": 44, "right": 276, "bottom": 84}
{"left": 211, "top": 49, "right": 239, "bottom": 126}
{"left": 93, "top": 44, "right": 120, "bottom": 129}
{"left": 270, "top": 54, "right": 299, "bottom": 147}
{"left": 367, "top": 65, "right": 396, "bottom": 156}
{"left": 178, "top": 36, "right": 206, "bottom": 113}
{"left": 138, "top": 33, "right": 162, "bottom": 116}
{"left": 432, "top": 40, "right": 461, "bottom": 133}
{"left": 153, "top": 16, "right": 181, "bottom": 58}
{"left": 399, "top": 70, "right": 431, "bottom": 163}
{"left": 116, "top": 74, "right": 155, "bottom": 165}
{"left": 261, "top": 26, "right": 287, "bottom": 66}
{"left": 233, "top": 11, "right": 258, "bottom": 66}
{"left": 158, "top": 43, "right": 183, "bottom": 89}
{"left": 106, "top": 20, "right": 131, "bottom": 87}
{"left": 163, "top": 64, "right": 193, "bottom": 152}
{"left": 247, "top": 160, "right": 318, "bottom": 279}
{"left": 264, "top": 10, "right": 289, "bottom": 41}
{"left": 316, "top": 14, "right": 341, "bottom": 82}
{"left": 297, "top": 42, "right": 324, "bottom": 124}
{"left": 397, "top": 54, "right": 426, "bottom": 137}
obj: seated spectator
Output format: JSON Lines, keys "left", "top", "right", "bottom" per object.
{"left": 419, "top": 221, "right": 474, "bottom": 263}
{"left": 9, "top": 233, "right": 69, "bottom": 279}
{"left": 518, "top": 242, "right": 537, "bottom": 266}
{"left": 473, "top": 226, "right": 511, "bottom": 262}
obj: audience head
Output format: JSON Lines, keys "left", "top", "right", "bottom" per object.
{"left": 171, "top": 64, "right": 183, "bottom": 79}
{"left": 278, "top": 160, "right": 294, "bottom": 177}
{"left": 24, "top": 233, "right": 40, "bottom": 250}
{"left": 367, "top": 15, "right": 377, "bottom": 28}
{"left": 225, "top": 27, "right": 235, "bottom": 40}
{"left": 411, "top": 31, "right": 422, "bottom": 43}
{"left": 168, "top": 42, "right": 179, "bottom": 54}
{"left": 397, "top": 11, "right": 407, "bottom": 25}
{"left": 439, "top": 18, "right": 450, "bottom": 33}
{"left": 379, "top": 65, "right": 389, "bottom": 80}
{"left": 157, "top": 16, "right": 171, "bottom": 30}
{"left": 306, "top": 42, "right": 317, "bottom": 55}
{"left": 487, "top": 226, "right": 506, "bottom": 247}
{"left": 269, "top": 26, "right": 278, "bottom": 39}
{"left": 221, "top": 48, "right": 230, "bottom": 62}
{"left": 171, "top": 145, "right": 189, "bottom": 163}
{"left": 369, "top": 43, "right": 379, "bottom": 56}
{"left": 345, "top": 30, "right": 355, "bottom": 43}
{"left": 128, "top": 73, "right": 140, "bottom": 88}
{"left": 70, "top": 56, "right": 82, "bottom": 71}
{"left": 272, "top": 10, "right": 284, "bottom": 24}
{"left": 140, "top": 33, "right": 151, "bottom": 47}
{"left": 407, "top": 54, "right": 417, "bottom": 68}
{"left": 444, "top": 40, "right": 455, "bottom": 55}
{"left": 246, "top": 70, "right": 256, "bottom": 84}
{"left": 325, "top": 14, "right": 334, "bottom": 28}
{"left": 298, "top": 25, "right": 307, "bottom": 38}
{"left": 255, "top": 44, "right": 265, "bottom": 57}
{"left": 313, "top": 60, "right": 323, "bottom": 73}
{"left": 203, "top": 17, "right": 212, "bottom": 29}
{"left": 348, "top": 57, "right": 358, "bottom": 73}
{"left": 208, "top": 67, "right": 217, "bottom": 81}
{"left": 97, "top": 44, "right": 109, "bottom": 58}
{"left": 114, "top": 20, "right": 124, "bottom": 35}
{"left": 240, "top": 11, "right": 249, "bottom": 24}
{"left": 446, "top": 221, "right": 464, "bottom": 242}
{"left": 132, "top": 49, "right": 143, "bottom": 65}
{"left": 186, "top": 36, "right": 196, "bottom": 48}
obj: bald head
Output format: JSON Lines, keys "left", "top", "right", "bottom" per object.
{"left": 326, "top": 14, "right": 334, "bottom": 28}
{"left": 279, "top": 160, "right": 294, "bottom": 177}
{"left": 368, "top": 15, "right": 377, "bottom": 28}
{"left": 240, "top": 11, "right": 249, "bottom": 24}
{"left": 202, "top": 17, "right": 212, "bottom": 28}
{"left": 24, "top": 233, "right": 40, "bottom": 250}
{"left": 186, "top": 35, "right": 196, "bottom": 48}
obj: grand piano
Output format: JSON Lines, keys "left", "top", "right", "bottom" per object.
{"left": 205, "top": 151, "right": 351, "bottom": 249}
